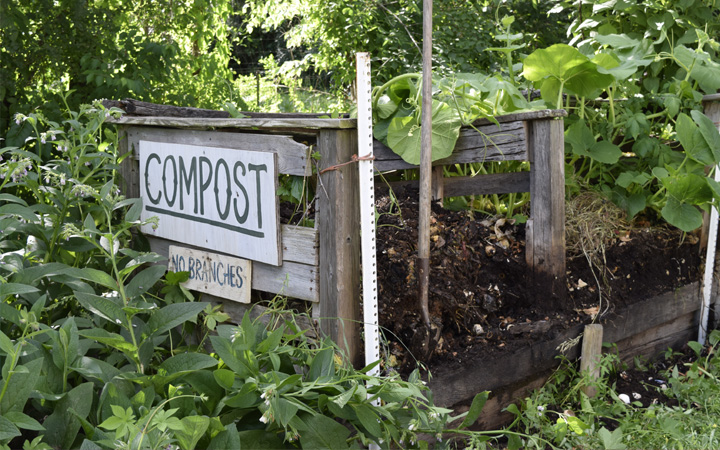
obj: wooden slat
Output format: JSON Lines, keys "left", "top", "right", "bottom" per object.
{"left": 147, "top": 224, "right": 317, "bottom": 265}
{"left": 317, "top": 129, "right": 361, "bottom": 366}
{"left": 109, "top": 116, "right": 356, "bottom": 130}
{"left": 125, "top": 127, "right": 311, "bottom": 176}
{"left": 580, "top": 324, "right": 604, "bottom": 397}
{"left": 281, "top": 225, "right": 319, "bottom": 265}
{"left": 374, "top": 121, "right": 527, "bottom": 171}
{"left": 469, "top": 108, "right": 567, "bottom": 125}
{"left": 117, "top": 127, "right": 139, "bottom": 199}
{"left": 386, "top": 172, "right": 530, "bottom": 197}
{"left": 428, "top": 282, "right": 700, "bottom": 409}
{"left": 526, "top": 118, "right": 566, "bottom": 308}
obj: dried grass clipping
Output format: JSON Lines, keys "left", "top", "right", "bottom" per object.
{"left": 565, "top": 190, "right": 628, "bottom": 260}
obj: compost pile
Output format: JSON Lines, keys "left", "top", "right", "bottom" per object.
{"left": 375, "top": 185, "right": 702, "bottom": 375}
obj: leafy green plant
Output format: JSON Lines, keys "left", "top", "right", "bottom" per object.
{"left": 507, "top": 332, "right": 720, "bottom": 449}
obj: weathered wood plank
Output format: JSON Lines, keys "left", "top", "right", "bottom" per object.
{"left": 317, "top": 129, "right": 362, "bottom": 366}
{"left": 385, "top": 172, "right": 530, "bottom": 197}
{"left": 117, "top": 127, "right": 140, "bottom": 199}
{"left": 152, "top": 224, "right": 317, "bottom": 265}
{"left": 281, "top": 225, "right": 319, "bottom": 266}
{"left": 125, "top": 127, "right": 312, "bottom": 176}
{"left": 147, "top": 232, "right": 319, "bottom": 302}
{"left": 108, "top": 116, "right": 356, "bottom": 130}
{"left": 469, "top": 108, "right": 567, "bottom": 125}
{"left": 429, "top": 282, "right": 700, "bottom": 409}
{"left": 602, "top": 283, "right": 700, "bottom": 343}
{"left": 614, "top": 311, "right": 697, "bottom": 366}
{"left": 374, "top": 121, "right": 527, "bottom": 171}
{"left": 105, "top": 99, "right": 231, "bottom": 118}
{"left": 580, "top": 324, "right": 604, "bottom": 397}
{"left": 526, "top": 118, "right": 566, "bottom": 308}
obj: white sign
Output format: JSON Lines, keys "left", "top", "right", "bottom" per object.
{"left": 139, "top": 141, "right": 281, "bottom": 266}
{"left": 168, "top": 246, "right": 252, "bottom": 303}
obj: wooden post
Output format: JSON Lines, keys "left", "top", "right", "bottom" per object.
{"left": 417, "top": 0, "right": 434, "bottom": 328}
{"left": 580, "top": 324, "right": 604, "bottom": 398}
{"left": 432, "top": 166, "right": 444, "bottom": 200}
{"left": 317, "top": 129, "right": 361, "bottom": 366}
{"left": 117, "top": 126, "right": 140, "bottom": 199}
{"left": 526, "top": 118, "right": 566, "bottom": 309}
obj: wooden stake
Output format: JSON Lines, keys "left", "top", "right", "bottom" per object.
{"left": 417, "top": 0, "right": 433, "bottom": 328}
{"left": 580, "top": 324, "right": 604, "bottom": 398}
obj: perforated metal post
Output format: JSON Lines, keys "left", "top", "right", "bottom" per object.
{"left": 356, "top": 53, "right": 380, "bottom": 375}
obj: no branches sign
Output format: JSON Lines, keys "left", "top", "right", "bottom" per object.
{"left": 138, "top": 141, "right": 281, "bottom": 266}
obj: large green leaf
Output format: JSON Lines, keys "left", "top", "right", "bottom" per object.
{"left": 386, "top": 99, "right": 461, "bottom": 165}
{"left": 147, "top": 302, "right": 207, "bottom": 337}
{"left": 352, "top": 403, "right": 382, "bottom": 438}
{"left": 299, "top": 414, "right": 350, "bottom": 450}
{"left": 676, "top": 113, "right": 716, "bottom": 165}
{"left": 0, "top": 282, "right": 39, "bottom": 298}
{"left": 207, "top": 423, "right": 240, "bottom": 450}
{"left": 72, "top": 356, "right": 121, "bottom": 384}
{"left": 124, "top": 265, "right": 167, "bottom": 298}
{"left": 308, "top": 346, "right": 335, "bottom": 381}
{"left": 691, "top": 110, "right": 720, "bottom": 163}
{"left": 0, "top": 204, "right": 38, "bottom": 222}
{"left": 159, "top": 353, "right": 218, "bottom": 374}
{"left": 75, "top": 291, "right": 125, "bottom": 324}
{"left": 79, "top": 329, "right": 137, "bottom": 354}
{"left": 523, "top": 44, "right": 589, "bottom": 82}
{"left": 65, "top": 267, "right": 119, "bottom": 291}
{"left": 43, "top": 382, "right": 95, "bottom": 450}
{"left": 587, "top": 141, "right": 622, "bottom": 164}
{"left": 674, "top": 45, "right": 720, "bottom": 94}
{"left": 662, "top": 197, "right": 704, "bottom": 232}
{"left": 4, "top": 411, "right": 44, "bottom": 431}
{"left": 272, "top": 397, "right": 299, "bottom": 428}
{"left": 1, "top": 358, "right": 43, "bottom": 414}
{"left": 460, "top": 391, "right": 490, "bottom": 429}
{"left": 175, "top": 415, "right": 210, "bottom": 450}
{"left": 0, "top": 415, "right": 21, "bottom": 442}
{"left": 524, "top": 44, "right": 614, "bottom": 105}
{"left": 662, "top": 173, "right": 713, "bottom": 206}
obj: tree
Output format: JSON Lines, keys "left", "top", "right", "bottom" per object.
{"left": 1, "top": 0, "right": 234, "bottom": 144}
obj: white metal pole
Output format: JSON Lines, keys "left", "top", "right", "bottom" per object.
{"left": 700, "top": 167, "right": 720, "bottom": 345}
{"left": 356, "top": 52, "right": 380, "bottom": 375}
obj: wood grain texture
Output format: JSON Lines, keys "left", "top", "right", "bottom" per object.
{"left": 526, "top": 118, "right": 566, "bottom": 308}
{"left": 428, "top": 282, "right": 700, "bottom": 409}
{"left": 386, "top": 172, "right": 530, "bottom": 197}
{"left": 317, "top": 129, "right": 362, "bottom": 366}
{"left": 124, "top": 126, "right": 312, "bottom": 176}
{"left": 374, "top": 121, "right": 527, "bottom": 171}
{"left": 580, "top": 324, "right": 604, "bottom": 397}
{"left": 117, "top": 127, "right": 140, "bottom": 199}
{"left": 108, "top": 116, "right": 356, "bottom": 130}
{"left": 107, "top": 99, "right": 231, "bottom": 118}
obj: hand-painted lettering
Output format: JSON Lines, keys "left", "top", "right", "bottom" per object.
{"left": 179, "top": 156, "right": 198, "bottom": 213}
{"left": 248, "top": 164, "right": 267, "bottom": 228}
{"left": 144, "top": 153, "right": 162, "bottom": 205}
{"left": 162, "top": 155, "right": 178, "bottom": 207}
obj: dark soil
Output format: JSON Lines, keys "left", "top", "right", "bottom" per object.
{"left": 375, "top": 185, "right": 702, "bottom": 376}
